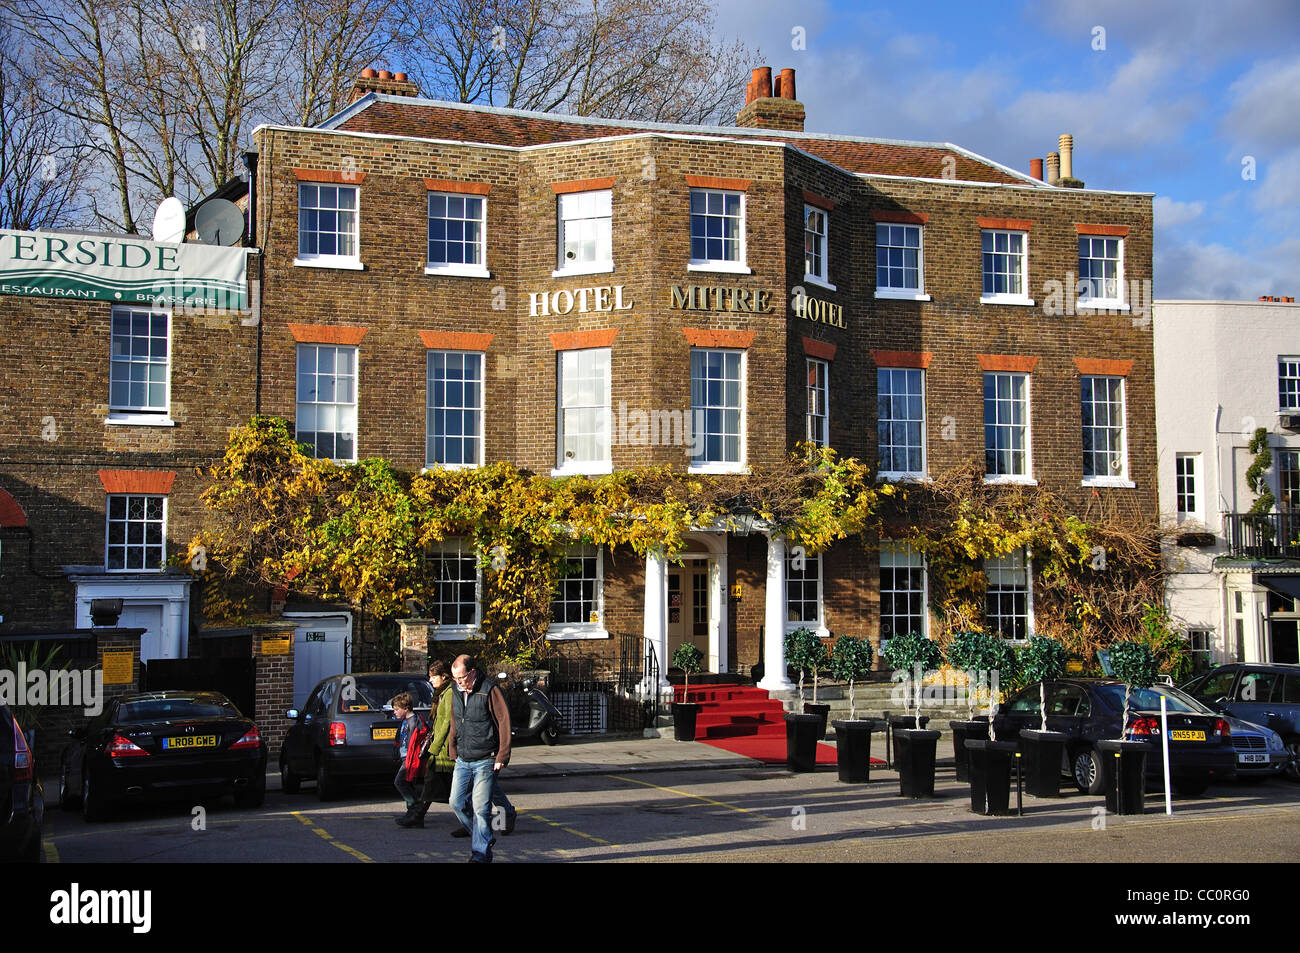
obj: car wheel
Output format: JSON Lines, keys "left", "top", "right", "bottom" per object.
{"left": 235, "top": 772, "right": 266, "bottom": 809}
{"left": 1073, "top": 747, "right": 1105, "bottom": 795}
{"left": 280, "top": 755, "right": 301, "bottom": 795}
{"left": 1285, "top": 738, "right": 1300, "bottom": 782}
{"left": 1174, "top": 779, "right": 1209, "bottom": 797}
{"left": 59, "top": 755, "right": 80, "bottom": 810}
{"left": 81, "top": 772, "right": 110, "bottom": 823}
{"left": 315, "top": 758, "right": 338, "bottom": 801}
{"left": 541, "top": 723, "right": 559, "bottom": 746}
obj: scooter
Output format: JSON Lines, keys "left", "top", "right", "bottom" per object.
{"left": 496, "top": 672, "right": 563, "bottom": 745}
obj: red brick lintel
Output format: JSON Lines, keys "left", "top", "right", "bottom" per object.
{"left": 802, "top": 337, "right": 837, "bottom": 360}
{"left": 288, "top": 324, "right": 368, "bottom": 345}
{"left": 977, "top": 217, "right": 1032, "bottom": 231}
{"left": 872, "top": 210, "right": 929, "bottom": 225}
{"left": 978, "top": 354, "right": 1039, "bottom": 373}
{"left": 1074, "top": 223, "right": 1130, "bottom": 237}
{"left": 801, "top": 190, "right": 835, "bottom": 211}
{"left": 418, "top": 331, "right": 495, "bottom": 351}
{"left": 683, "top": 328, "right": 756, "bottom": 348}
{"left": 425, "top": 179, "right": 491, "bottom": 195}
{"left": 685, "top": 175, "right": 751, "bottom": 192}
{"left": 552, "top": 177, "right": 616, "bottom": 194}
{"left": 98, "top": 470, "right": 176, "bottom": 495}
{"left": 294, "top": 168, "right": 366, "bottom": 185}
{"left": 550, "top": 329, "right": 619, "bottom": 350}
{"left": 871, "top": 349, "right": 932, "bottom": 369}
{"left": 1074, "top": 358, "right": 1134, "bottom": 376}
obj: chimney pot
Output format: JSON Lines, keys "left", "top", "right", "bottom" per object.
{"left": 773, "top": 75, "right": 782, "bottom": 98}
{"left": 1261, "top": 296, "right": 1270, "bottom": 302}
{"left": 1045, "top": 152, "right": 1060, "bottom": 186}
{"left": 1059, "top": 133, "right": 1074, "bottom": 180}
{"left": 1030, "top": 158, "right": 1044, "bottom": 181}
{"left": 361, "top": 68, "right": 377, "bottom": 79}
{"left": 755, "top": 66, "right": 772, "bottom": 99}
{"left": 394, "top": 72, "right": 407, "bottom": 82}
{"left": 779, "top": 68, "right": 796, "bottom": 101}
{"left": 378, "top": 69, "right": 392, "bottom": 80}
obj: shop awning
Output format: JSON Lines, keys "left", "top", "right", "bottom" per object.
{"left": 1257, "top": 574, "right": 1300, "bottom": 602}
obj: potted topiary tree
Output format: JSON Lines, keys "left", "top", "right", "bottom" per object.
{"left": 827, "top": 634, "right": 878, "bottom": 783}
{"left": 783, "top": 627, "right": 828, "bottom": 771}
{"left": 946, "top": 630, "right": 1011, "bottom": 782}
{"left": 881, "top": 631, "right": 943, "bottom": 798}
{"left": 1016, "top": 635, "right": 1070, "bottom": 798}
{"left": 1103, "top": 640, "right": 1161, "bottom": 814}
{"left": 671, "top": 642, "right": 704, "bottom": 742}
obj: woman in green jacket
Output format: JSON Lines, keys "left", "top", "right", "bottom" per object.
{"left": 397, "top": 660, "right": 455, "bottom": 828}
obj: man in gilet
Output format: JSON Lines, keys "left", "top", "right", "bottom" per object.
{"left": 448, "top": 654, "right": 512, "bottom": 862}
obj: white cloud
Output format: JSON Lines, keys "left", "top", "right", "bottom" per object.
{"left": 1222, "top": 56, "right": 1300, "bottom": 150}
{"left": 1154, "top": 197, "right": 1206, "bottom": 228}
{"left": 1156, "top": 235, "right": 1300, "bottom": 300}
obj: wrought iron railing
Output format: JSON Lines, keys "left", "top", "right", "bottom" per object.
{"left": 1223, "top": 512, "right": 1300, "bottom": 559}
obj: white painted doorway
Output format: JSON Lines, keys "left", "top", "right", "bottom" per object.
{"left": 286, "top": 612, "right": 352, "bottom": 710}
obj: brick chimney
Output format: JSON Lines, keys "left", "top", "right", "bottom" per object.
{"left": 736, "top": 66, "right": 805, "bottom": 132}
{"left": 350, "top": 68, "right": 420, "bottom": 104}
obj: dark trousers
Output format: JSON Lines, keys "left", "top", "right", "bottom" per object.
{"left": 420, "top": 768, "right": 453, "bottom": 804}
{"left": 394, "top": 766, "right": 420, "bottom": 807}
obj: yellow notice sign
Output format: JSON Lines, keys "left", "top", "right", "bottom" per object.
{"left": 1066, "top": 660, "right": 1084, "bottom": 673}
{"left": 262, "top": 636, "right": 291, "bottom": 656}
{"left": 102, "top": 648, "right": 135, "bottom": 685}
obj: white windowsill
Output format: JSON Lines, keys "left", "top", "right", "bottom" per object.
{"left": 421, "top": 463, "right": 481, "bottom": 473}
{"left": 983, "top": 475, "right": 1039, "bottom": 486}
{"left": 425, "top": 263, "right": 490, "bottom": 278}
{"left": 551, "top": 263, "right": 614, "bottom": 279}
{"left": 1082, "top": 477, "right": 1136, "bottom": 489}
{"left": 980, "top": 295, "right": 1035, "bottom": 306}
{"left": 551, "top": 463, "right": 613, "bottom": 477}
{"left": 1076, "top": 300, "right": 1130, "bottom": 312}
{"left": 431, "top": 626, "right": 483, "bottom": 642}
{"left": 877, "top": 472, "right": 931, "bottom": 483}
{"left": 875, "top": 289, "right": 931, "bottom": 302}
{"left": 294, "top": 257, "right": 365, "bottom": 271}
{"left": 546, "top": 626, "right": 611, "bottom": 641}
{"left": 783, "top": 623, "right": 829, "bottom": 639}
{"left": 689, "top": 463, "right": 749, "bottom": 475}
{"left": 107, "top": 414, "right": 176, "bottom": 427}
{"left": 688, "top": 261, "right": 752, "bottom": 275}
{"left": 802, "top": 274, "right": 837, "bottom": 292}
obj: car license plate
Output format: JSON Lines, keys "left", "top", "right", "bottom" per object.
{"left": 1170, "top": 730, "right": 1205, "bottom": 741}
{"left": 163, "top": 735, "right": 218, "bottom": 750}
{"left": 1238, "top": 753, "right": 1267, "bottom": 764}
{"left": 371, "top": 727, "right": 397, "bottom": 741}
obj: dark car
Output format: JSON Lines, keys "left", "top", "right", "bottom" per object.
{"left": 1, "top": 705, "right": 43, "bottom": 862}
{"left": 59, "top": 690, "right": 268, "bottom": 821}
{"left": 1180, "top": 663, "right": 1300, "bottom": 780}
{"left": 280, "top": 673, "right": 433, "bottom": 801}
{"left": 993, "top": 679, "right": 1237, "bottom": 797}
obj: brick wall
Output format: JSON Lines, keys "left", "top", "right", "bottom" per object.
{"left": 250, "top": 622, "right": 296, "bottom": 757}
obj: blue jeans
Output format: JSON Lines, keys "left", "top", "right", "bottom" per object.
{"left": 451, "top": 757, "right": 497, "bottom": 861}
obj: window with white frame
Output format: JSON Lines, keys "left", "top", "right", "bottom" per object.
{"left": 427, "top": 192, "right": 486, "bottom": 275}
{"left": 878, "top": 367, "right": 925, "bottom": 476}
{"left": 880, "top": 542, "right": 926, "bottom": 640}
{"left": 981, "top": 229, "right": 1028, "bottom": 302}
{"left": 426, "top": 351, "right": 483, "bottom": 468}
{"left": 297, "top": 183, "right": 358, "bottom": 265}
{"left": 984, "top": 372, "right": 1029, "bottom": 478}
{"left": 556, "top": 190, "right": 612, "bottom": 274}
{"left": 1078, "top": 235, "right": 1122, "bottom": 305}
{"left": 985, "top": 548, "right": 1031, "bottom": 639}
{"left": 296, "top": 344, "right": 357, "bottom": 462}
{"left": 557, "top": 348, "right": 611, "bottom": 472}
{"left": 1081, "top": 375, "right": 1127, "bottom": 481}
{"left": 1185, "top": 628, "right": 1214, "bottom": 674}
{"left": 424, "top": 538, "right": 480, "bottom": 631}
{"left": 785, "top": 550, "right": 822, "bottom": 628}
{"left": 106, "top": 494, "right": 166, "bottom": 572}
{"left": 1279, "top": 358, "right": 1300, "bottom": 411}
{"left": 1175, "top": 453, "right": 1200, "bottom": 521}
{"left": 1279, "top": 450, "right": 1300, "bottom": 509}
{"left": 109, "top": 307, "right": 169, "bottom": 416}
{"left": 550, "top": 544, "right": 603, "bottom": 632}
{"left": 690, "top": 349, "right": 744, "bottom": 470}
{"left": 804, "top": 205, "right": 829, "bottom": 284}
{"left": 806, "top": 358, "right": 828, "bottom": 448}
{"left": 689, "top": 189, "right": 745, "bottom": 269}
{"left": 876, "top": 223, "right": 923, "bottom": 295}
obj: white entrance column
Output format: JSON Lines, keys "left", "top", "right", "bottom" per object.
{"left": 643, "top": 549, "right": 672, "bottom": 694}
{"left": 709, "top": 552, "right": 729, "bottom": 675}
{"left": 758, "top": 533, "right": 795, "bottom": 691}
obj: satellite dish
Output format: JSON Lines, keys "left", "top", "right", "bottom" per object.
{"left": 194, "top": 198, "right": 245, "bottom": 246}
{"left": 151, "top": 197, "right": 187, "bottom": 244}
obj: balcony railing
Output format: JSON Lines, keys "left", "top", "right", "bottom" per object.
{"left": 1223, "top": 512, "right": 1300, "bottom": 559}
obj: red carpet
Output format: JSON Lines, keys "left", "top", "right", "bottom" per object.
{"left": 673, "top": 684, "right": 883, "bottom": 767}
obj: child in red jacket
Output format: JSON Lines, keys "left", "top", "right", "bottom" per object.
{"left": 392, "top": 692, "right": 428, "bottom": 821}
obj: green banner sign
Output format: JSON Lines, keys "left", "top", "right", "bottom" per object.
{"left": 0, "top": 227, "right": 251, "bottom": 310}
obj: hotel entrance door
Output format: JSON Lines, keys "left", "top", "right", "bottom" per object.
{"left": 666, "top": 558, "right": 710, "bottom": 666}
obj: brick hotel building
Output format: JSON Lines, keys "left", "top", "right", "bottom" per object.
{"left": 245, "top": 66, "right": 1156, "bottom": 693}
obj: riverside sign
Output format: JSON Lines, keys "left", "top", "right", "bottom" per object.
{"left": 0, "top": 227, "right": 250, "bottom": 310}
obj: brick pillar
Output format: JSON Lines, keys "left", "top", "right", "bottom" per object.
{"left": 398, "top": 619, "right": 434, "bottom": 673}
{"left": 250, "top": 621, "right": 297, "bottom": 759}
{"left": 96, "top": 627, "right": 145, "bottom": 706}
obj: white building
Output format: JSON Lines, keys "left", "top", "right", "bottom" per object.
{"left": 1154, "top": 297, "right": 1300, "bottom": 668}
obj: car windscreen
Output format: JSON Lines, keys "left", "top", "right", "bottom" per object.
{"left": 118, "top": 695, "right": 240, "bottom": 723}
{"left": 1095, "top": 684, "right": 1209, "bottom": 715}
{"left": 343, "top": 676, "right": 434, "bottom": 713}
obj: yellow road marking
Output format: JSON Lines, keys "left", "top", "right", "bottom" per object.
{"left": 529, "top": 812, "right": 615, "bottom": 847}
{"left": 611, "top": 774, "right": 776, "bottom": 820}
{"left": 290, "top": 811, "right": 375, "bottom": 863}
{"left": 43, "top": 839, "right": 59, "bottom": 863}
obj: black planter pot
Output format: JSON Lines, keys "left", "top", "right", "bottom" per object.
{"left": 1019, "top": 729, "right": 1069, "bottom": 798}
{"left": 949, "top": 719, "right": 990, "bottom": 783}
{"left": 804, "top": 702, "right": 831, "bottom": 740}
{"left": 966, "top": 739, "right": 1019, "bottom": 815}
{"left": 832, "top": 719, "right": 878, "bottom": 783}
{"left": 785, "top": 713, "right": 822, "bottom": 772}
{"left": 672, "top": 702, "right": 700, "bottom": 742}
{"left": 1100, "top": 740, "right": 1147, "bottom": 815}
{"left": 894, "top": 728, "right": 941, "bottom": 798}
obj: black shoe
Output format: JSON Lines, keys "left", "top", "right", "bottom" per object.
{"left": 396, "top": 805, "right": 425, "bottom": 829}
{"left": 451, "top": 826, "right": 470, "bottom": 838}
{"left": 504, "top": 812, "right": 516, "bottom": 835}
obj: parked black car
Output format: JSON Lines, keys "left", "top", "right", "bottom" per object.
{"left": 993, "top": 679, "right": 1237, "bottom": 796}
{"left": 59, "top": 690, "right": 268, "bottom": 821}
{"left": 1180, "top": 663, "right": 1300, "bottom": 780}
{"left": 1, "top": 705, "right": 43, "bottom": 861}
{"left": 280, "top": 673, "right": 433, "bottom": 801}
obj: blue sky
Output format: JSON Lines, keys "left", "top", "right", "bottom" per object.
{"left": 713, "top": 0, "right": 1300, "bottom": 299}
